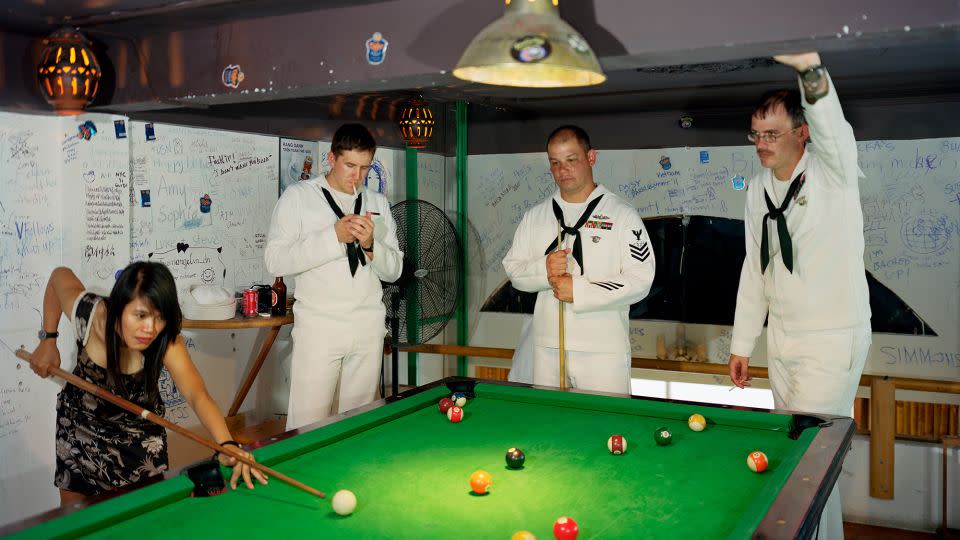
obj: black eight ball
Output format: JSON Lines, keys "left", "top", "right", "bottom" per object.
{"left": 505, "top": 447, "right": 525, "bottom": 469}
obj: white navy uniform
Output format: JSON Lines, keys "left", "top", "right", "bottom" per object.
{"left": 265, "top": 175, "right": 402, "bottom": 430}
{"left": 503, "top": 184, "right": 655, "bottom": 393}
{"left": 731, "top": 72, "right": 871, "bottom": 540}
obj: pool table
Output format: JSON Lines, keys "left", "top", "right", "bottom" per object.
{"left": 4, "top": 378, "right": 854, "bottom": 539}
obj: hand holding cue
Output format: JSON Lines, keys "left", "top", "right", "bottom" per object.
{"left": 14, "top": 348, "right": 325, "bottom": 499}
{"left": 556, "top": 222, "right": 567, "bottom": 391}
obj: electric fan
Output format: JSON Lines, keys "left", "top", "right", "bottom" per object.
{"left": 382, "top": 199, "right": 463, "bottom": 396}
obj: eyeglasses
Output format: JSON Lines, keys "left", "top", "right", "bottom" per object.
{"left": 747, "top": 126, "right": 801, "bottom": 144}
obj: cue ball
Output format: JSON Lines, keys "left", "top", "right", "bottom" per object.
{"left": 331, "top": 489, "right": 357, "bottom": 515}
{"left": 688, "top": 413, "right": 707, "bottom": 432}
{"left": 653, "top": 427, "right": 672, "bottom": 446}
{"left": 607, "top": 434, "right": 627, "bottom": 455}
{"left": 451, "top": 392, "right": 468, "bottom": 407}
{"left": 447, "top": 405, "right": 464, "bottom": 423}
{"left": 438, "top": 397, "right": 454, "bottom": 414}
{"left": 553, "top": 516, "right": 579, "bottom": 540}
{"left": 470, "top": 470, "right": 492, "bottom": 494}
{"left": 747, "top": 451, "right": 768, "bottom": 473}
{"left": 505, "top": 447, "right": 526, "bottom": 469}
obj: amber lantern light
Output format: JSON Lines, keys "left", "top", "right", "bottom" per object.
{"left": 397, "top": 97, "right": 436, "bottom": 149}
{"left": 36, "top": 28, "right": 101, "bottom": 115}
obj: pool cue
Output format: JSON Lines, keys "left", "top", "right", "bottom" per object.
{"left": 14, "top": 348, "right": 325, "bottom": 499}
{"left": 556, "top": 222, "right": 567, "bottom": 390}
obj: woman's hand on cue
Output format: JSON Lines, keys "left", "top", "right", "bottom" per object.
{"left": 219, "top": 446, "right": 269, "bottom": 490}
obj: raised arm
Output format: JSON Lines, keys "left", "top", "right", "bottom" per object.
{"left": 775, "top": 52, "right": 859, "bottom": 190}
{"left": 28, "top": 267, "right": 86, "bottom": 378}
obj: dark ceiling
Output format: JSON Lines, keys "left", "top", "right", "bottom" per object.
{"left": 0, "top": 0, "right": 376, "bottom": 35}
{"left": 2, "top": 0, "right": 958, "bottom": 119}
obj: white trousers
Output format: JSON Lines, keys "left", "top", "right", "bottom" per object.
{"left": 767, "top": 321, "right": 872, "bottom": 540}
{"left": 507, "top": 316, "right": 535, "bottom": 384}
{"left": 533, "top": 346, "right": 631, "bottom": 395}
{"left": 285, "top": 319, "right": 385, "bottom": 431}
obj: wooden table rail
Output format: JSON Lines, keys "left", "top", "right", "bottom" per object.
{"left": 400, "top": 343, "right": 960, "bottom": 394}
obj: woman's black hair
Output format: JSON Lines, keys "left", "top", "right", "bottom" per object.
{"left": 104, "top": 261, "right": 182, "bottom": 405}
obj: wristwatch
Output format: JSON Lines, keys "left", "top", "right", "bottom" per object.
{"left": 38, "top": 329, "right": 59, "bottom": 340}
{"left": 800, "top": 64, "right": 825, "bottom": 85}
{"left": 362, "top": 243, "right": 374, "bottom": 253}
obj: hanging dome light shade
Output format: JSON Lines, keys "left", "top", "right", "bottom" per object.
{"left": 397, "top": 97, "right": 436, "bottom": 149}
{"left": 453, "top": 0, "right": 605, "bottom": 88}
{"left": 36, "top": 27, "right": 101, "bottom": 115}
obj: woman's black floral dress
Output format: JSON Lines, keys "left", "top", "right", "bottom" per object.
{"left": 54, "top": 292, "right": 168, "bottom": 496}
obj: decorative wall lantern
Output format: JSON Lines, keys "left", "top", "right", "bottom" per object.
{"left": 36, "top": 27, "right": 101, "bottom": 115}
{"left": 398, "top": 97, "right": 436, "bottom": 149}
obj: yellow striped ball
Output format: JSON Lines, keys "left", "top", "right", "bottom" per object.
{"left": 688, "top": 413, "right": 707, "bottom": 432}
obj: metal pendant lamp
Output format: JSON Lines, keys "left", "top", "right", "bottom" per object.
{"left": 453, "top": 0, "right": 605, "bottom": 88}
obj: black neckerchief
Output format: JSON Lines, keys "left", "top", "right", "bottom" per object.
{"left": 321, "top": 187, "right": 365, "bottom": 276}
{"left": 543, "top": 194, "right": 604, "bottom": 275}
{"left": 761, "top": 171, "right": 805, "bottom": 273}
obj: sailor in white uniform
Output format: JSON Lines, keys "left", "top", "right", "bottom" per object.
{"left": 728, "top": 52, "right": 872, "bottom": 540}
{"left": 504, "top": 125, "right": 655, "bottom": 394}
{"left": 266, "top": 124, "right": 402, "bottom": 430}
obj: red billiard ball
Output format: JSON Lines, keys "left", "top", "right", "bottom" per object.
{"left": 607, "top": 435, "right": 627, "bottom": 455}
{"left": 438, "top": 397, "right": 454, "bottom": 414}
{"left": 553, "top": 516, "right": 579, "bottom": 540}
{"left": 447, "top": 405, "right": 464, "bottom": 423}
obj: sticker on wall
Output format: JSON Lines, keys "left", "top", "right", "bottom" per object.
{"left": 140, "top": 189, "right": 151, "bottom": 207}
{"left": 76, "top": 120, "right": 97, "bottom": 141}
{"left": 199, "top": 193, "right": 212, "bottom": 213}
{"left": 731, "top": 175, "right": 746, "bottom": 191}
{"left": 222, "top": 64, "right": 245, "bottom": 88}
{"left": 699, "top": 150, "right": 709, "bottom": 164}
{"left": 144, "top": 123, "right": 156, "bottom": 141}
{"left": 365, "top": 32, "right": 389, "bottom": 65}
{"left": 511, "top": 35, "right": 551, "bottom": 63}
{"left": 300, "top": 155, "right": 314, "bottom": 181}
{"left": 659, "top": 155, "right": 672, "bottom": 171}
{"left": 114, "top": 119, "right": 127, "bottom": 139}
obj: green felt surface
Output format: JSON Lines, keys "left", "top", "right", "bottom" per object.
{"left": 11, "top": 384, "right": 815, "bottom": 540}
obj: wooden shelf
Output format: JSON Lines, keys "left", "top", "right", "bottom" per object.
{"left": 183, "top": 313, "right": 293, "bottom": 330}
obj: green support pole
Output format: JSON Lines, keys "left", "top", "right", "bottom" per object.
{"left": 405, "top": 146, "right": 419, "bottom": 386}
{"left": 455, "top": 101, "right": 469, "bottom": 377}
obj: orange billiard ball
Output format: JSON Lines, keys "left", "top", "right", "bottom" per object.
{"left": 469, "top": 470, "right": 492, "bottom": 494}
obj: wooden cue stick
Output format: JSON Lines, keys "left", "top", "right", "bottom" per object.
{"left": 556, "top": 223, "right": 567, "bottom": 390}
{"left": 14, "top": 348, "right": 325, "bottom": 499}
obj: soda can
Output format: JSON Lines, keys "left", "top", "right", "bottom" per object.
{"left": 243, "top": 288, "right": 258, "bottom": 317}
